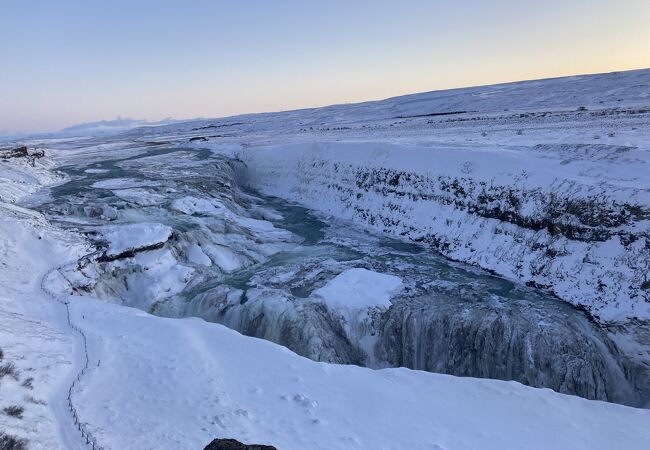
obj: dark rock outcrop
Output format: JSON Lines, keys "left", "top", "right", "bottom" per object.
{"left": 0, "top": 146, "right": 29, "bottom": 158}
{"left": 0, "top": 146, "right": 45, "bottom": 165}
{"left": 204, "top": 438, "right": 277, "bottom": 450}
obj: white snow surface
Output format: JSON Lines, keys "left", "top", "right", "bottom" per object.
{"left": 58, "top": 292, "right": 650, "bottom": 450}
{"left": 0, "top": 149, "right": 62, "bottom": 204}
{"left": 171, "top": 196, "right": 229, "bottom": 216}
{"left": 313, "top": 268, "right": 403, "bottom": 310}
{"left": 0, "top": 211, "right": 83, "bottom": 450}
{"left": 0, "top": 150, "right": 91, "bottom": 449}
{"left": 100, "top": 222, "right": 172, "bottom": 257}
{"left": 111, "top": 188, "right": 166, "bottom": 206}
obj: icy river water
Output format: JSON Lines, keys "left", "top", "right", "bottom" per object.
{"left": 34, "top": 145, "right": 647, "bottom": 406}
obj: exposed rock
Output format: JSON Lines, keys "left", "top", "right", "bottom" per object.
{"left": 204, "top": 438, "right": 277, "bottom": 450}
{"left": 0, "top": 146, "right": 45, "bottom": 166}
{"left": 0, "top": 146, "right": 29, "bottom": 159}
{"left": 97, "top": 240, "right": 167, "bottom": 262}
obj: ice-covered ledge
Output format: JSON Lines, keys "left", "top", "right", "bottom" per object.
{"left": 240, "top": 140, "right": 650, "bottom": 323}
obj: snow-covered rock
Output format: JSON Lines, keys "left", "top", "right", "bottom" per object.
{"left": 100, "top": 222, "right": 173, "bottom": 258}
{"left": 112, "top": 188, "right": 167, "bottom": 206}
{"left": 312, "top": 268, "right": 403, "bottom": 310}
{"left": 171, "top": 196, "right": 229, "bottom": 216}
{"left": 0, "top": 146, "right": 62, "bottom": 204}
{"left": 91, "top": 178, "right": 160, "bottom": 190}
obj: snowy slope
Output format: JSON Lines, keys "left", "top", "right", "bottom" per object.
{"left": 0, "top": 151, "right": 90, "bottom": 449}
{"left": 0, "top": 147, "right": 62, "bottom": 204}
{"left": 43, "top": 290, "right": 650, "bottom": 450}
{"left": 141, "top": 68, "right": 650, "bottom": 136}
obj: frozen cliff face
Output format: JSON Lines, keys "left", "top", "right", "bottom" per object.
{"left": 378, "top": 294, "right": 636, "bottom": 404}
{"left": 165, "top": 252, "right": 642, "bottom": 405}
{"left": 177, "top": 285, "right": 366, "bottom": 365}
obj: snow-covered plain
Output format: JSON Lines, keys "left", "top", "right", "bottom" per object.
{"left": 1, "top": 69, "right": 650, "bottom": 449}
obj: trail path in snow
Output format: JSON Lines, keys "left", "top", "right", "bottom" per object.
{"left": 42, "top": 267, "right": 105, "bottom": 450}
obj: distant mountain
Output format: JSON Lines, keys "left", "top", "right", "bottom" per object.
{"left": 59, "top": 117, "right": 179, "bottom": 136}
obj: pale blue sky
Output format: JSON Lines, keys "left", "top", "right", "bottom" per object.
{"left": 1, "top": 0, "right": 649, "bottom": 133}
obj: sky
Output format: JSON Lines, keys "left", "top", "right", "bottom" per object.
{"left": 1, "top": 0, "right": 649, "bottom": 134}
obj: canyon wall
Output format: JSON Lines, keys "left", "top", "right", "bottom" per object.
{"left": 241, "top": 141, "right": 650, "bottom": 323}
